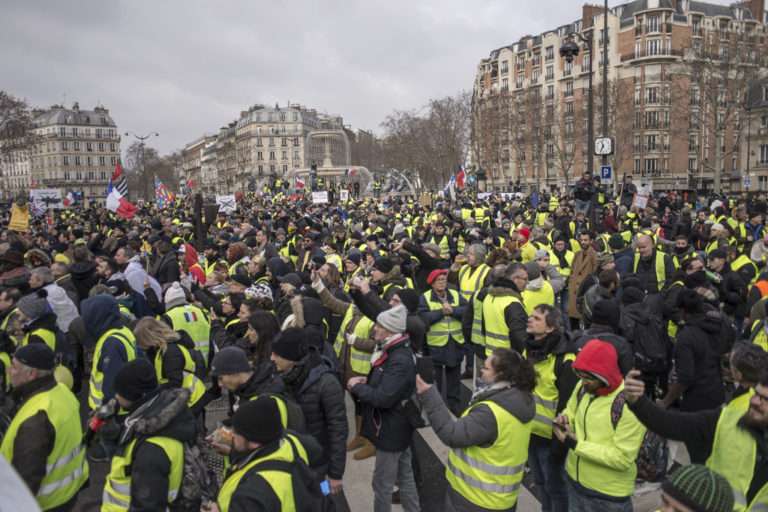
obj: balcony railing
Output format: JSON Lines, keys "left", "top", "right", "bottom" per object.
{"left": 621, "top": 48, "right": 682, "bottom": 62}
{"left": 636, "top": 22, "right": 672, "bottom": 35}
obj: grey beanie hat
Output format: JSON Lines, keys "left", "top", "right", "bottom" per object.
{"left": 18, "top": 290, "right": 50, "bottom": 321}
{"left": 376, "top": 304, "right": 408, "bottom": 334}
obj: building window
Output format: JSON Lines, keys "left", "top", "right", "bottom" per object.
{"left": 546, "top": 84, "right": 554, "bottom": 99}
{"left": 531, "top": 68, "right": 540, "bottom": 84}
{"left": 110, "top": 157, "right": 116, "bottom": 165}
{"left": 583, "top": 53, "right": 591, "bottom": 70}
{"left": 72, "top": 128, "right": 78, "bottom": 137}
{"left": 500, "top": 60, "right": 509, "bottom": 73}
{"left": 501, "top": 78, "right": 509, "bottom": 92}
{"left": 258, "top": 164, "right": 264, "bottom": 174}
{"left": 281, "top": 137, "right": 287, "bottom": 147}
{"left": 269, "top": 151, "right": 276, "bottom": 161}
{"left": 516, "top": 73, "right": 524, "bottom": 88}
{"left": 64, "top": 171, "right": 70, "bottom": 180}
{"left": 647, "top": 39, "right": 661, "bottom": 56}
{"left": 74, "top": 141, "right": 80, "bottom": 151}
{"left": 647, "top": 14, "right": 660, "bottom": 33}
{"left": 644, "top": 158, "right": 659, "bottom": 174}
{"left": 646, "top": 87, "right": 658, "bottom": 104}
{"left": 545, "top": 46, "right": 554, "bottom": 61}
{"left": 545, "top": 65, "right": 554, "bottom": 81}
{"left": 761, "top": 144, "right": 768, "bottom": 164}
{"left": 564, "top": 80, "right": 574, "bottom": 97}
{"left": 634, "top": 158, "right": 641, "bottom": 174}
{"left": 256, "top": 137, "right": 263, "bottom": 146}
{"left": 87, "top": 157, "right": 92, "bottom": 166}
{"left": 86, "top": 142, "right": 93, "bottom": 152}
{"left": 257, "top": 151, "right": 263, "bottom": 160}
{"left": 293, "top": 137, "right": 300, "bottom": 146}
{"left": 76, "top": 171, "right": 82, "bottom": 180}
{"left": 98, "top": 142, "right": 104, "bottom": 151}
{"left": 63, "top": 156, "right": 69, "bottom": 166}
{"left": 269, "top": 137, "right": 275, "bottom": 146}
{"left": 282, "top": 165, "right": 288, "bottom": 173}
{"left": 75, "top": 156, "right": 81, "bottom": 166}
{"left": 269, "top": 165, "right": 276, "bottom": 174}
{"left": 100, "top": 171, "right": 107, "bottom": 180}
{"left": 59, "top": 127, "right": 66, "bottom": 137}
{"left": 688, "top": 158, "right": 697, "bottom": 171}
{"left": 564, "top": 60, "right": 572, "bottom": 76}
{"left": 281, "top": 151, "right": 287, "bottom": 160}
{"left": 88, "top": 171, "right": 94, "bottom": 180}
{"left": 62, "top": 141, "right": 68, "bottom": 151}
{"left": 99, "top": 156, "right": 106, "bottom": 165}
{"left": 646, "top": 134, "right": 657, "bottom": 151}
{"left": 110, "top": 143, "right": 116, "bottom": 152}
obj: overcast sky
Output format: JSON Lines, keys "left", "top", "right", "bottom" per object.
{"left": 1, "top": 0, "right": 733, "bottom": 156}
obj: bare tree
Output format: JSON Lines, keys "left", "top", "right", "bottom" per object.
{"left": 0, "top": 91, "right": 38, "bottom": 155}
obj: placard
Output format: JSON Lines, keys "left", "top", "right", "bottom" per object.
{"left": 9, "top": 204, "right": 30, "bottom": 232}
{"left": 632, "top": 194, "right": 649, "bottom": 210}
{"left": 30, "top": 189, "right": 63, "bottom": 210}
{"left": 215, "top": 194, "right": 236, "bottom": 214}
{"left": 311, "top": 191, "right": 329, "bottom": 204}
{"left": 339, "top": 189, "right": 349, "bottom": 202}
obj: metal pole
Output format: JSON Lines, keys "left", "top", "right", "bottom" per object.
{"left": 602, "top": 0, "right": 609, "bottom": 171}
{"left": 587, "top": 36, "right": 595, "bottom": 178}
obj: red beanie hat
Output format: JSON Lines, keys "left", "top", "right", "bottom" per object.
{"left": 427, "top": 269, "right": 448, "bottom": 285}
{"left": 517, "top": 227, "right": 530, "bottom": 242}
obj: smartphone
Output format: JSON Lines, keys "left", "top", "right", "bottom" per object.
{"left": 320, "top": 480, "right": 331, "bottom": 496}
{"left": 416, "top": 356, "right": 435, "bottom": 384}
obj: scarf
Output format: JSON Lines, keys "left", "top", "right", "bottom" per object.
{"left": 469, "top": 380, "right": 512, "bottom": 406}
{"left": 371, "top": 334, "right": 409, "bottom": 368}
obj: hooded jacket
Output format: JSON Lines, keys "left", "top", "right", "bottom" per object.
{"left": 81, "top": 295, "right": 134, "bottom": 403}
{"left": 124, "top": 255, "right": 162, "bottom": 299}
{"left": 565, "top": 340, "right": 646, "bottom": 498}
{"left": 283, "top": 353, "right": 347, "bottom": 480}
{"left": 674, "top": 312, "right": 727, "bottom": 411}
{"left": 69, "top": 260, "right": 99, "bottom": 304}
{"left": 116, "top": 388, "right": 197, "bottom": 511}
{"left": 42, "top": 282, "right": 79, "bottom": 333}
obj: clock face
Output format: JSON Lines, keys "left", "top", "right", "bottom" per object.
{"left": 595, "top": 137, "right": 613, "bottom": 156}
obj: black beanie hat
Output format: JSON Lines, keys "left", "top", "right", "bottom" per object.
{"left": 373, "top": 257, "right": 394, "bottom": 274}
{"left": 271, "top": 327, "right": 309, "bottom": 362}
{"left": 621, "top": 286, "right": 645, "bottom": 305}
{"left": 232, "top": 395, "right": 284, "bottom": 445}
{"left": 114, "top": 359, "right": 159, "bottom": 402}
{"left": 591, "top": 299, "right": 620, "bottom": 330}
{"left": 684, "top": 270, "right": 708, "bottom": 290}
{"left": 395, "top": 288, "right": 421, "bottom": 314}
{"left": 14, "top": 343, "right": 55, "bottom": 371}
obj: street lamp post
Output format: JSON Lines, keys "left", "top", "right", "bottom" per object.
{"left": 560, "top": 0, "right": 611, "bottom": 185}
{"left": 124, "top": 131, "right": 159, "bottom": 201}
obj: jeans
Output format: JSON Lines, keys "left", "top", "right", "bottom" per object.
{"left": 434, "top": 363, "right": 462, "bottom": 413}
{"left": 528, "top": 438, "right": 568, "bottom": 512}
{"left": 565, "top": 476, "right": 632, "bottom": 512}
{"left": 373, "top": 448, "right": 421, "bottom": 512}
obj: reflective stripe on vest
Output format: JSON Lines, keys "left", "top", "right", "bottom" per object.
{"left": 333, "top": 307, "right": 374, "bottom": 375}
{"left": 154, "top": 344, "right": 206, "bottom": 408}
{"left": 528, "top": 352, "right": 575, "bottom": 439}
{"left": 732, "top": 255, "right": 758, "bottom": 285}
{"left": 471, "top": 293, "right": 485, "bottom": 348}
{"left": 89, "top": 327, "right": 137, "bottom": 410}
{"left": 217, "top": 435, "right": 308, "bottom": 512}
{"left": 445, "top": 400, "right": 530, "bottom": 509}
{"left": 424, "top": 289, "right": 464, "bottom": 348}
{"left": 707, "top": 390, "right": 768, "bottom": 511}
{"left": 165, "top": 304, "right": 211, "bottom": 363}
{"left": 102, "top": 435, "right": 183, "bottom": 512}
{"left": 458, "top": 264, "right": 490, "bottom": 300}
{"left": 482, "top": 295, "right": 520, "bottom": 355}
{"left": 0, "top": 383, "right": 89, "bottom": 509}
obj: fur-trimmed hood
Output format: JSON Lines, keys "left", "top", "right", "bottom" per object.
{"left": 120, "top": 388, "right": 197, "bottom": 444}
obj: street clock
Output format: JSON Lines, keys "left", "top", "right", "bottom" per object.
{"left": 595, "top": 137, "right": 614, "bottom": 156}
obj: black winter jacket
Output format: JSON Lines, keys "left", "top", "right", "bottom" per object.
{"left": 674, "top": 313, "right": 727, "bottom": 411}
{"left": 119, "top": 388, "right": 197, "bottom": 512}
{"left": 283, "top": 354, "right": 348, "bottom": 480}
{"left": 353, "top": 335, "right": 417, "bottom": 452}
{"left": 152, "top": 251, "right": 181, "bottom": 286}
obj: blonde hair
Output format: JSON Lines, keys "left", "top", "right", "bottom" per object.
{"left": 134, "top": 317, "right": 179, "bottom": 351}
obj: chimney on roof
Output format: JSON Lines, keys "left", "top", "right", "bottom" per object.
{"left": 582, "top": 3, "right": 607, "bottom": 30}
{"left": 747, "top": 0, "right": 764, "bottom": 23}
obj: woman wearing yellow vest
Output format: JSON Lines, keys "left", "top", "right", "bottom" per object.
{"left": 103, "top": 359, "right": 196, "bottom": 511}
{"left": 416, "top": 348, "right": 536, "bottom": 512}
{"left": 133, "top": 317, "right": 206, "bottom": 411}
{"left": 16, "top": 290, "right": 61, "bottom": 353}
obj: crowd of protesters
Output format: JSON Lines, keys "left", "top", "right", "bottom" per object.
{"left": 0, "top": 174, "right": 766, "bottom": 511}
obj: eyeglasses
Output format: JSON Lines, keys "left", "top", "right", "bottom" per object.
{"left": 574, "top": 370, "right": 602, "bottom": 383}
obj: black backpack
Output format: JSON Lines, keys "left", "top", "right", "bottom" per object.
{"left": 248, "top": 436, "right": 324, "bottom": 512}
{"left": 619, "top": 307, "right": 669, "bottom": 374}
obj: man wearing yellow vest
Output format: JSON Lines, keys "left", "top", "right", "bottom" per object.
{"left": 102, "top": 359, "right": 196, "bottom": 511}
{"left": 555, "top": 339, "right": 646, "bottom": 510}
{"left": 479, "top": 263, "right": 530, "bottom": 355}
{"left": 625, "top": 367, "right": 768, "bottom": 512}
{"left": 415, "top": 348, "right": 536, "bottom": 512}
{"left": 1, "top": 344, "right": 88, "bottom": 511}
{"left": 214, "top": 396, "right": 323, "bottom": 511}
{"left": 524, "top": 304, "right": 577, "bottom": 512}
{"left": 633, "top": 234, "right": 674, "bottom": 294}
{"left": 418, "top": 269, "right": 467, "bottom": 414}
{"left": 81, "top": 295, "right": 138, "bottom": 412}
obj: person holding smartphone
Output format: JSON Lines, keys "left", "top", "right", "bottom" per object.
{"left": 416, "top": 348, "right": 536, "bottom": 512}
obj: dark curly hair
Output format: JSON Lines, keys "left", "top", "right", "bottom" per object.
{"left": 490, "top": 348, "right": 537, "bottom": 393}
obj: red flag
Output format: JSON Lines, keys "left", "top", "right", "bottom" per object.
{"left": 456, "top": 167, "right": 466, "bottom": 189}
{"left": 116, "top": 197, "right": 137, "bottom": 219}
{"left": 112, "top": 160, "right": 124, "bottom": 181}
{"left": 295, "top": 176, "right": 305, "bottom": 189}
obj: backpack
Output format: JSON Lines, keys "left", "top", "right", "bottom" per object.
{"left": 619, "top": 307, "right": 669, "bottom": 374}
{"left": 577, "top": 387, "right": 669, "bottom": 482}
{"left": 248, "top": 436, "right": 324, "bottom": 512}
{"left": 175, "top": 441, "right": 220, "bottom": 511}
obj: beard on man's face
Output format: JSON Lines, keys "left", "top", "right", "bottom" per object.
{"left": 742, "top": 405, "right": 768, "bottom": 430}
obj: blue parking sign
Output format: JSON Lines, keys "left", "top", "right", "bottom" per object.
{"left": 600, "top": 165, "right": 612, "bottom": 181}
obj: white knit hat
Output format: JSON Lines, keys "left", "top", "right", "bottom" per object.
{"left": 376, "top": 304, "right": 407, "bottom": 334}
{"left": 164, "top": 282, "right": 187, "bottom": 309}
